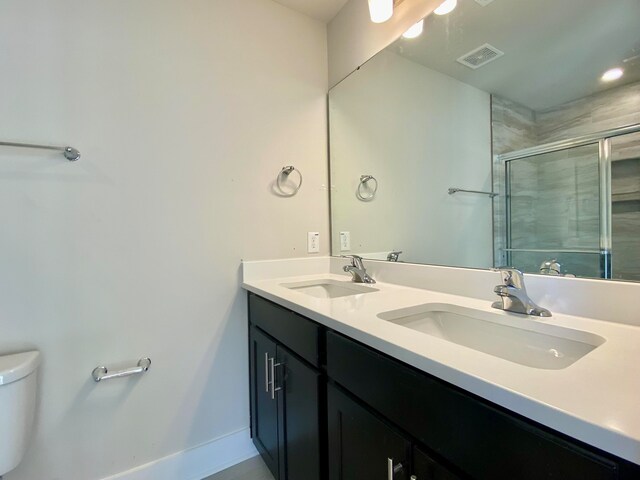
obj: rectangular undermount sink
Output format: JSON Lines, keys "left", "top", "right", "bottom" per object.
{"left": 378, "top": 303, "right": 605, "bottom": 370}
{"left": 282, "top": 279, "right": 378, "bottom": 299}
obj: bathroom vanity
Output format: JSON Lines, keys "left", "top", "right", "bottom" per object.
{"left": 242, "top": 0, "right": 640, "bottom": 477}
{"left": 243, "top": 259, "right": 640, "bottom": 480}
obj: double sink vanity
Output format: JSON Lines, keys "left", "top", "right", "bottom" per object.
{"left": 245, "top": 2, "right": 640, "bottom": 477}
{"left": 242, "top": 257, "right": 640, "bottom": 479}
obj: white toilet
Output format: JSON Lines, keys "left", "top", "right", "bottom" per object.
{"left": 0, "top": 351, "right": 40, "bottom": 477}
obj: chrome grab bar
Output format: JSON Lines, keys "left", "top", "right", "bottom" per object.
{"left": 92, "top": 358, "right": 151, "bottom": 382}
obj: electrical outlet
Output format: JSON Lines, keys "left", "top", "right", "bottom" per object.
{"left": 340, "top": 231, "right": 351, "bottom": 251}
{"left": 307, "top": 232, "right": 320, "bottom": 253}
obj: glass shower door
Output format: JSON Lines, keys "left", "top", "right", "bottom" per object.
{"left": 505, "top": 143, "right": 606, "bottom": 278}
{"left": 610, "top": 131, "right": 640, "bottom": 281}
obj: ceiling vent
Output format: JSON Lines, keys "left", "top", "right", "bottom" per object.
{"left": 457, "top": 43, "right": 504, "bottom": 69}
{"left": 474, "top": 0, "right": 495, "bottom": 5}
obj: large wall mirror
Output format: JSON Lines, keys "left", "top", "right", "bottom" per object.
{"left": 329, "top": 0, "right": 640, "bottom": 281}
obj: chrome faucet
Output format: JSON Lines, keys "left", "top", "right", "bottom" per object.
{"left": 539, "top": 258, "right": 562, "bottom": 275}
{"left": 387, "top": 251, "right": 402, "bottom": 262}
{"left": 492, "top": 267, "right": 551, "bottom": 317}
{"left": 342, "top": 255, "right": 376, "bottom": 284}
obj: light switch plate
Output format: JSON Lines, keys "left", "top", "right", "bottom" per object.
{"left": 307, "top": 232, "right": 320, "bottom": 253}
{"left": 340, "top": 231, "right": 351, "bottom": 251}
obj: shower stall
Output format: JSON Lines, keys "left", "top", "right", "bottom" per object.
{"left": 494, "top": 123, "right": 640, "bottom": 281}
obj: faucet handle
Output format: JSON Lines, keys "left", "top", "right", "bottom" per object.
{"left": 342, "top": 254, "right": 364, "bottom": 268}
{"left": 492, "top": 267, "right": 525, "bottom": 289}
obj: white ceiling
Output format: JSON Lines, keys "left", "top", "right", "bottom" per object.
{"left": 390, "top": 0, "right": 640, "bottom": 111}
{"left": 272, "top": 0, "right": 349, "bottom": 22}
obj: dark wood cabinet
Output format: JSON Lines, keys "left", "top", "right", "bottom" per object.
{"left": 328, "top": 383, "right": 410, "bottom": 480}
{"left": 248, "top": 293, "right": 640, "bottom": 480}
{"left": 249, "top": 296, "right": 322, "bottom": 480}
{"left": 249, "top": 293, "right": 321, "bottom": 367}
{"left": 413, "top": 448, "right": 462, "bottom": 480}
{"left": 327, "top": 383, "right": 462, "bottom": 480}
{"left": 249, "top": 326, "right": 281, "bottom": 479}
{"left": 326, "top": 330, "right": 621, "bottom": 480}
{"left": 278, "top": 347, "right": 322, "bottom": 480}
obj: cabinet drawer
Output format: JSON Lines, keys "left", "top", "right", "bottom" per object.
{"left": 326, "top": 331, "right": 618, "bottom": 480}
{"left": 249, "top": 294, "right": 320, "bottom": 367}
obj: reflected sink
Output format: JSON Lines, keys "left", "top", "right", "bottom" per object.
{"left": 282, "top": 279, "right": 378, "bottom": 299}
{"left": 378, "top": 303, "right": 605, "bottom": 370}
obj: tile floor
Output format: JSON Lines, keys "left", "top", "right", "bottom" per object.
{"left": 203, "top": 455, "right": 273, "bottom": 480}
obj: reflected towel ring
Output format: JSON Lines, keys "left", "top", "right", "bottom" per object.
{"left": 276, "top": 166, "right": 303, "bottom": 197}
{"left": 357, "top": 175, "right": 378, "bottom": 201}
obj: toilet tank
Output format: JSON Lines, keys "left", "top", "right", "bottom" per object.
{"left": 0, "top": 351, "right": 40, "bottom": 476}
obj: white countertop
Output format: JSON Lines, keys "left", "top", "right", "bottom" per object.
{"left": 242, "top": 263, "right": 640, "bottom": 465}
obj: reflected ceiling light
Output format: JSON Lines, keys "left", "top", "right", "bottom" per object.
{"left": 601, "top": 67, "right": 624, "bottom": 82}
{"left": 402, "top": 19, "right": 424, "bottom": 39}
{"left": 368, "top": 0, "right": 393, "bottom": 23}
{"left": 434, "top": 0, "right": 457, "bottom": 15}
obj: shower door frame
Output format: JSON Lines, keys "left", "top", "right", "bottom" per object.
{"left": 494, "top": 122, "right": 640, "bottom": 279}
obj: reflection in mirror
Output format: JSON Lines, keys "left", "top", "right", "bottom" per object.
{"left": 329, "top": 0, "right": 640, "bottom": 281}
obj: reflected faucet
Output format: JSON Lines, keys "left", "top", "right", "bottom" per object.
{"left": 387, "top": 251, "right": 402, "bottom": 262}
{"left": 342, "top": 255, "right": 376, "bottom": 284}
{"left": 539, "top": 259, "right": 562, "bottom": 275}
{"left": 492, "top": 267, "right": 551, "bottom": 317}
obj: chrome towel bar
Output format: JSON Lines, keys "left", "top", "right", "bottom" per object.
{"left": 448, "top": 187, "right": 497, "bottom": 198}
{"left": 0, "top": 141, "right": 81, "bottom": 161}
{"left": 92, "top": 358, "right": 151, "bottom": 382}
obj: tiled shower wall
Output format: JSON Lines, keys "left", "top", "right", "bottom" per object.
{"left": 536, "top": 82, "right": 640, "bottom": 143}
{"left": 492, "top": 81, "right": 640, "bottom": 279}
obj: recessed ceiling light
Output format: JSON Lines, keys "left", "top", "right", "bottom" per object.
{"left": 402, "top": 19, "right": 424, "bottom": 39}
{"left": 368, "top": 0, "right": 393, "bottom": 23}
{"left": 434, "top": 0, "right": 457, "bottom": 15}
{"left": 601, "top": 68, "right": 624, "bottom": 82}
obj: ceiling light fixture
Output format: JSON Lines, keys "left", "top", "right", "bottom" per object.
{"left": 402, "top": 19, "right": 424, "bottom": 39}
{"left": 601, "top": 68, "right": 624, "bottom": 82}
{"left": 434, "top": 0, "right": 457, "bottom": 15}
{"left": 368, "top": 0, "right": 393, "bottom": 23}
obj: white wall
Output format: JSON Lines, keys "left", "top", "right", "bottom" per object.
{"left": 0, "top": 1, "right": 328, "bottom": 479}
{"left": 328, "top": 0, "right": 441, "bottom": 87}
{"left": 330, "top": 50, "right": 493, "bottom": 268}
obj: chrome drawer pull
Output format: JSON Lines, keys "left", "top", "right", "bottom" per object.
{"left": 387, "top": 458, "right": 403, "bottom": 479}
{"left": 264, "top": 352, "right": 270, "bottom": 393}
{"left": 269, "top": 357, "right": 285, "bottom": 400}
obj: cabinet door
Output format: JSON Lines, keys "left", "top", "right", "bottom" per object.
{"left": 328, "top": 383, "right": 410, "bottom": 480}
{"left": 413, "top": 447, "right": 462, "bottom": 480}
{"left": 249, "top": 326, "right": 280, "bottom": 479}
{"left": 278, "top": 346, "right": 322, "bottom": 480}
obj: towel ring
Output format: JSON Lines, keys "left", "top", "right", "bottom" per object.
{"left": 276, "top": 166, "right": 303, "bottom": 196}
{"left": 357, "top": 175, "right": 378, "bottom": 201}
